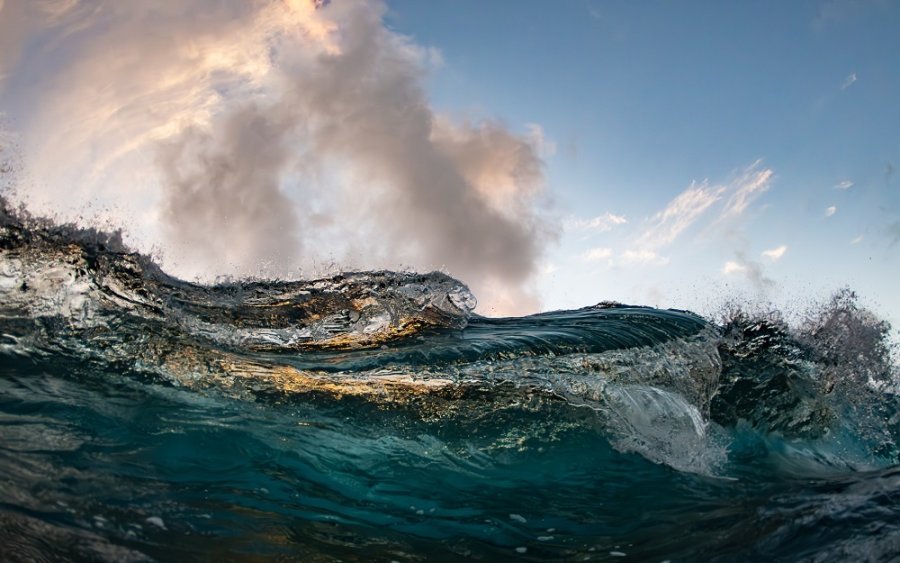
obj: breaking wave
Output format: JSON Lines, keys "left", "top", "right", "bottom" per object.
{"left": 1, "top": 197, "right": 898, "bottom": 561}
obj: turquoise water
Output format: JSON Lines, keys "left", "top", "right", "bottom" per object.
{"left": 1, "top": 200, "right": 899, "bottom": 561}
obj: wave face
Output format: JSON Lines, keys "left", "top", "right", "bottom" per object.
{"left": 2, "top": 200, "right": 899, "bottom": 561}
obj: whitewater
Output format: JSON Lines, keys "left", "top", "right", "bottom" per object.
{"left": 1, "top": 197, "right": 898, "bottom": 561}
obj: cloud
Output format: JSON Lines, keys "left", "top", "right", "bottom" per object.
{"left": 634, "top": 161, "right": 774, "bottom": 252}
{"left": 825, "top": 205, "right": 837, "bottom": 217}
{"left": 851, "top": 235, "right": 864, "bottom": 244}
{"left": 635, "top": 182, "right": 724, "bottom": 249}
{"left": 722, "top": 261, "right": 746, "bottom": 275}
{"left": 581, "top": 247, "right": 613, "bottom": 263}
{"left": 834, "top": 180, "right": 854, "bottom": 190}
{"left": 841, "top": 72, "right": 857, "bottom": 90}
{"left": 715, "top": 161, "right": 773, "bottom": 222}
{"left": 0, "top": 0, "right": 556, "bottom": 315}
{"left": 156, "top": 104, "right": 302, "bottom": 276}
{"left": 567, "top": 212, "right": 627, "bottom": 232}
{"left": 617, "top": 161, "right": 774, "bottom": 272}
{"left": 761, "top": 245, "right": 787, "bottom": 261}
{"left": 1, "top": 0, "right": 337, "bottom": 217}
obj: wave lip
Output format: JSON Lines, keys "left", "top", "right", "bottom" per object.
{"left": 167, "top": 270, "right": 478, "bottom": 351}
{"left": 1, "top": 196, "right": 477, "bottom": 351}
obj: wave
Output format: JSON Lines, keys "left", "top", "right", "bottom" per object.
{"left": 2, "top": 195, "right": 897, "bottom": 469}
{"left": 1, "top": 195, "right": 899, "bottom": 559}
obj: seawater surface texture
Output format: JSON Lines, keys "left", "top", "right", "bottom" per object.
{"left": 1, "top": 197, "right": 899, "bottom": 562}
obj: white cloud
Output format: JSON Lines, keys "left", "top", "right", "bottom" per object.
{"left": 567, "top": 212, "right": 627, "bottom": 232}
{"left": 825, "top": 205, "right": 837, "bottom": 217}
{"left": 761, "top": 245, "right": 787, "bottom": 261}
{"left": 716, "top": 161, "right": 774, "bottom": 222}
{"left": 619, "top": 161, "right": 774, "bottom": 274}
{"left": 635, "top": 182, "right": 724, "bottom": 249}
{"left": 621, "top": 249, "right": 669, "bottom": 266}
{"left": 834, "top": 180, "right": 854, "bottom": 190}
{"left": 841, "top": 72, "right": 857, "bottom": 90}
{"left": 581, "top": 247, "right": 613, "bottom": 263}
{"left": 722, "top": 261, "right": 747, "bottom": 275}
{"left": 851, "top": 235, "right": 863, "bottom": 244}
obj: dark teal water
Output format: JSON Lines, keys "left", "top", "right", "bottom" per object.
{"left": 2, "top": 348, "right": 899, "bottom": 562}
{"left": 1, "top": 199, "right": 899, "bottom": 561}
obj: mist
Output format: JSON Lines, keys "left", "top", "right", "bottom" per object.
{"left": 0, "top": 0, "right": 555, "bottom": 315}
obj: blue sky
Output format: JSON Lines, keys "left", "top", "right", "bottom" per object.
{"left": 384, "top": 0, "right": 900, "bottom": 322}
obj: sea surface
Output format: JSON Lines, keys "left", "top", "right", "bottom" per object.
{"left": 1, "top": 199, "right": 899, "bottom": 561}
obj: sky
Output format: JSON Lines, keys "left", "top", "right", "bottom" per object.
{"left": 0, "top": 0, "right": 898, "bottom": 325}
{"left": 384, "top": 0, "right": 900, "bottom": 323}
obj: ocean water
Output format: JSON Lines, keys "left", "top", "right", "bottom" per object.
{"left": 1, "top": 200, "right": 899, "bottom": 562}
